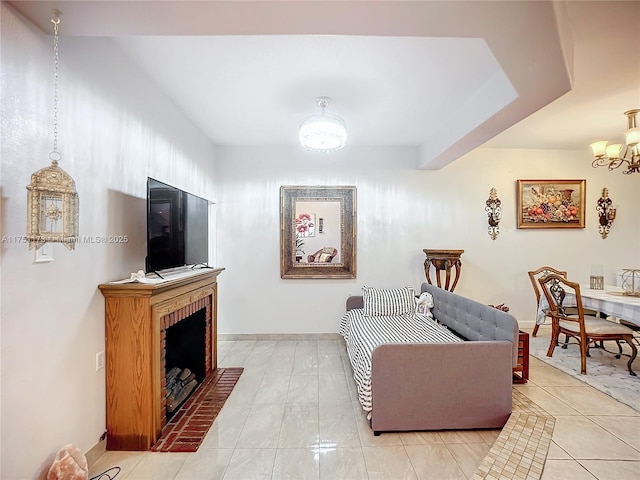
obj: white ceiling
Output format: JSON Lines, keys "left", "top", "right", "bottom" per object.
{"left": 8, "top": 1, "right": 640, "bottom": 169}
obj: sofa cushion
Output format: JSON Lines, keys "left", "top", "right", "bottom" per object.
{"left": 318, "top": 252, "right": 332, "bottom": 262}
{"left": 362, "top": 286, "right": 415, "bottom": 316}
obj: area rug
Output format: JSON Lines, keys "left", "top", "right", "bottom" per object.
{"left": 152, "top": 367, "right": 243, "bottom": 452}
{"left": 529, "top": 335, "right": 640, "bottom": 412}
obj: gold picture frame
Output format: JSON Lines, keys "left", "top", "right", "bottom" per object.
{"left": 280, "top": 185, "right": 356, "bottom": 279}
{"left": 517, "top": 179, "right": 586, "bottom": 229}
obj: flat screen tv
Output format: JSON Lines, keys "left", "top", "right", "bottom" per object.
{"left": 146, "top": 177, "right": 209, "bottom": 274}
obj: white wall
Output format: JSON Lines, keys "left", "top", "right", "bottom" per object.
{"left": 215, "top": 145, "right": 639, "bottom": 335}
{"left": 0, "top": 5, "right": 217, "bottom": 479}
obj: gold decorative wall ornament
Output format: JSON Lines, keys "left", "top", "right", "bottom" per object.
{"left": 485, "top": 187, "right": 502, "bottom": 240}
{"left": 27, "top": 160, "right": 78, "bottom": 250}
{"left": 596, "top": 188, "right": 616, "bottom": 239}
{"left": 27, "top": 11, "right": 79, "bottom": 250}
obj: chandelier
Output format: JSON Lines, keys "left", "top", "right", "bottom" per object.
{"left": 299, "top": 97, "right": 347, "bottom": 152}
{"left": 589, "top": 109, "right": 640, "bottom": 174}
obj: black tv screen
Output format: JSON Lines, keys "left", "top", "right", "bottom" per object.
{"left": 146, "top": 178, "right": 209, "bottom": 273}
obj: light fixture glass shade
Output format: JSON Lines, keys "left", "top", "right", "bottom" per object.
{"left": 299, "top": 115, "right": 347, "bottom": 152}
{"left": 625, "top": 127, "right": 640, "bottom": 146}
{"left": 589, "top": 140, "right": 608, "bottom": 157}
{"left": 299, "top": 97, "right": 347, "bottom": 152}
{"left": 605, "top": 143, "right": 623, "bottom": 159}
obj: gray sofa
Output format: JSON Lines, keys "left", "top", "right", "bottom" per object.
{"left": 345, "top": 282, "right": 519, "bottom": 434}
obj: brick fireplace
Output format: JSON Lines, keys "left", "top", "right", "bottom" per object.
{"left": 99, "top": 269, "right": 223, "bottom": 450}
{"left": 160, "top": 296, "right": 212, "bottom": 427}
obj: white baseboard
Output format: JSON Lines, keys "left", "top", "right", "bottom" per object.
{"left": 85, "top": 437, "right": 106, "bottom": 467}
{"left": 218, "top": 333, "right": 342, "bottom": 341}
{"left": 518, "top": 320, "right": 536, "bottom": 331}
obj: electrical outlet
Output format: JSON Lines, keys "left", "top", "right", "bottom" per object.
{"left": 34, "top": 243, "right": 54, "bottom": 263}
{"left": 95, "top": 351, "right": 105, "bottom": 371}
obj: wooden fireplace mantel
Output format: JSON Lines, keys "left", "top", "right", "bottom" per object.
{"left": 98, "top": 268, "right": 224, "bottom": 450}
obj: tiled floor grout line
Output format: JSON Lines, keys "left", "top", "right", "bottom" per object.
{"left": 534, "top": 383, "right": 640, "bottom": 455}
{"left": 528, "top": 359, "right": 640, "bottom": 458}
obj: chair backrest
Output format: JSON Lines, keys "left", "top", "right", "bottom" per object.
{"left": 528, "top": 266, "right": 568, "bottom": 306}
{"left": 537, "top": 273, "right": 585, "bottom": 328}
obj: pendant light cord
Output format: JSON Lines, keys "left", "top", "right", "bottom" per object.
{"left": 50, "top": 13, "right": 61, "bottom": 164}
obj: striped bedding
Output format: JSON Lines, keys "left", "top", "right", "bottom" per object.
{"left": 339, "top": 309, "right": 463, "bottom": 417}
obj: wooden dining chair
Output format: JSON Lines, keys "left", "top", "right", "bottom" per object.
{"left": 538, "top": 273, "right": 637, "bottom": 376}
{"left": 528, "top": 266, "right": 598, "bottom": 337}
{"left": 619, "top": 319, "right": 640, "bottom": 346}
{"left": 528, "top": 266, "right": 567, "bottom": 337}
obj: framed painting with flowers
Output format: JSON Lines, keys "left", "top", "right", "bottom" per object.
{"left": 295, "top": 213, "right": 316, "bottom": 237}
{"left": 517, "top": 179, "right": 586, "bottom": 229}
{"left": 280, "top": 186, "right": 356, "bottom": 279}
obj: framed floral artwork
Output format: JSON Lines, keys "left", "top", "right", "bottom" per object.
{"left": 295, "top": 213, "right": 316, "bottom": 237}
{"left": 517, "top": 179, "right": 586, "bottom": 229}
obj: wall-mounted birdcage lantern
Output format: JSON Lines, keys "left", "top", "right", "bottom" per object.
{"left": 26, "top": 159, "right": 78, "bottom": 250}
{"left": 26, "top": 10, "right": 78, "bottom": 250}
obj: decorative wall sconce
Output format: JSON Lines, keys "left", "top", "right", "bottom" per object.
{"left": 596, "top": 188, "right": 616, "bottom": 239}
{"left": 26, "top": 11, "right": 79, "bottom": 250}
{"left": 485, "top": 187, "right": 502, "bottom": 240}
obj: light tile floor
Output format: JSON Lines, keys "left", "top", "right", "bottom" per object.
{"left": 88, "top": 336, "right": 640, "bottom": 479}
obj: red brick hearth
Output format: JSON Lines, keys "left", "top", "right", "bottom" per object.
{"left": 151, "top": 367, "right": 243, "bottom": 452}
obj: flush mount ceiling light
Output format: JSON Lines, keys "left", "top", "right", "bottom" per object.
{"left": 589, "top": 109, "right": 640, "bottom": 174}
{"left": 299, "top": 97, "right": 347, "bottom": 152}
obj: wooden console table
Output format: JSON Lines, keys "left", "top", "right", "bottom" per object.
{"left": 423, "top": 249, "right": 464, "bottom": 292}
{"left": 98, "top": 268, "right": 224, "bottom": 450}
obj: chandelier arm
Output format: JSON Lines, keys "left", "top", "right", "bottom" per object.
{"left": 608, "top": 159, "right": 625, "bottom": 171}
{"left": 592, "top": 157, "right": 624, "bottom": 170}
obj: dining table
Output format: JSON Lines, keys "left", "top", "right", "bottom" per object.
{"left": 537, "top": 284, "right": 640, "bottom": 327}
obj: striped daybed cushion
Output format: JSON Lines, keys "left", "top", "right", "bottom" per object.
{"left": 339, "top": 309, "right": 463, "bottom": 417}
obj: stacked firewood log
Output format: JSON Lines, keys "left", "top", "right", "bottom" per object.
{"left": 165, "top": 367, "right": 198, "bottom": 414}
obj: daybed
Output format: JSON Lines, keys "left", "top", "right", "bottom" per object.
{"left": 340, "top": 282, "right": 519, "bottom": 435}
